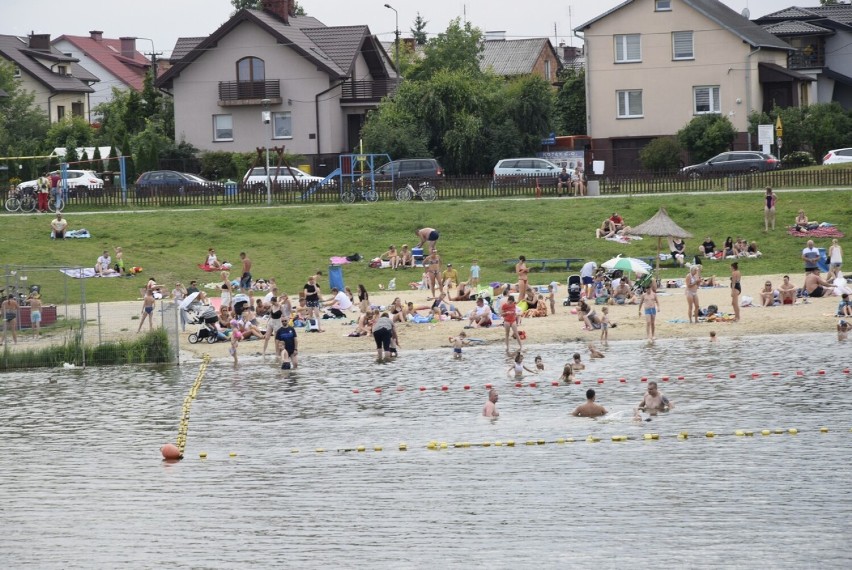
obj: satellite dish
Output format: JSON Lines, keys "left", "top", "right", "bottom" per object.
{"left": 741, "top": 7, "right": 750, "bottom": 19}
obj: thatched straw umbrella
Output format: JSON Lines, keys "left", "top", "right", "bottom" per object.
{"left": 625, "top": 207, "right": 693, "bottom": 272}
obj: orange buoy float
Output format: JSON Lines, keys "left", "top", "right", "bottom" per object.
{"left": 161, "top": 443, "right": 182, "bottom": 460}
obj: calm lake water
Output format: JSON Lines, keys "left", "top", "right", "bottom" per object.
{"left": 1, "top": 333, "right": 851, "bottom": 568}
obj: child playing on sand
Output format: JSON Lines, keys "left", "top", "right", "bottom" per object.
{"left": 547, "top": 284, "right": 556, "bottom": 315}
{"left": 449, "top": 331, "right": 470, "bottom": 359}
{"left": 600, "top": 307, "right": 610, "bottom": 342}
{"left": 469, "top": 259, "right": 481, "bottom": 288}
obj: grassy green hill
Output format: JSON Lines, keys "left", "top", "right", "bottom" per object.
{"left": 2, "top": 189, "right": 849, "bottom": 304}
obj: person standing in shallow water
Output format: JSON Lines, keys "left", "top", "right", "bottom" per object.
{"left": 483, "top": 389, "right": 499, "bottom": 417}
{"left": 730, "top": 262, "right": 741, "bottom": 322}
{"left": 637, "top": 287, "right": 660, "bottom": 341}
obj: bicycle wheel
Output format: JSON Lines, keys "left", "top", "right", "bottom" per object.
{"left": 5, "top": 197, "right": 21, "bottom": 212}
{"left": 419, "top": 185, "right": 438, "bottom": 202}
{"left": 20, "top": 196, "right": 37, "bottom": 213}
{"left": 48, "top": 196, "right": 65, "bottom": 213}
{"left": 364, "top": 189, "right": 379, "bottom": 203}
{"left": 395, "top": 187, "right": 412, "bottom": 202}
{"left": 341, "top": 191, "right": 356, "bottom": 204}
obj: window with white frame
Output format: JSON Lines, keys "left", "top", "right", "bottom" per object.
{"left": 672, "top": 31, "right": 694, "bottom": 60}
{"left": 617, "top": 90, "right": 643, "bottom": 118}
{"left": 694, "top": 86, "right": 720, "bottom": 114}
{"left": 272, "top": 111, "right": 292, "bottom": 139}
{"left": 614, "top": 34, "right": 641, "bottom": 63}
{"left": 213, "top": 114, "right": 233, "bottom": 141}
{"left": 656, "top": 0, "right": 672, "bottom": 11}
{"left": 544, "top": 59, "right": 551, "bottom": 81}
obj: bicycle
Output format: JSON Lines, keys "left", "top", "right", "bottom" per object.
{"left": 47, "top": 189, "right": 65, "bottom": 212}
{"left": 395, "top": 181, "right": 437, "bottom": 202}
{"left": 4, "top": 188, "right": 37, "bottom": 213}
{"left": 341, "top": 186, "right": 378, "bottom": 204}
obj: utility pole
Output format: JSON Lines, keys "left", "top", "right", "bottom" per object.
{"left": 384, "top": 4, "right": 400, "bottom": 86}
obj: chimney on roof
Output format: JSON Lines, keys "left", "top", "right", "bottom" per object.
{"left": 28, "top": 33, "right": 52, "bottom": 51}
{"left": 90, "top": 30, "right": 103, "bottom": 42}
{"left": 562, "top": 46, "right": 581, "bottom": 60}
{"left": 261, "top": 0, "right": 296, "bottom": 24}
{"left": 485, "top": 31, "right": 506, "bottom": 42}
{"left": 119, "top": 37, "right": 136, "bottom": 59}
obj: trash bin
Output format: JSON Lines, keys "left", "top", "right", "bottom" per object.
{"left": 225, "top": 180, "right": 238, "bottom": 196}
{"left": 328, "top": 265, "right": 344, "bottom": 291}
{"left": 587, "top": 180, "right": 600, "bottom": 196}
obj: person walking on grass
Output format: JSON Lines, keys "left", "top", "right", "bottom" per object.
{"left": 137, "top": 290, "right": 155, "bottom": 332}
{"left": 764, "top": 187, "right": 777, "bottom": 231}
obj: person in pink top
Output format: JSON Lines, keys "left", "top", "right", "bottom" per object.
{"left": 501, "top": 295, "right": 522, "bottom": 353}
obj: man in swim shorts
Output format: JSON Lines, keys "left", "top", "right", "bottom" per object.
{"left": 483, "top": 389, "right": 499, "bottom": 417}
{"left": 2, "top": 294, "right": 19, "bottom": 344}
{"left": 573, "top": 389, "right": 607, "bottom": 417}
{"left": 804, "top": 269, "right": 833, "bottom": 298}
{"left": 580, "top": 261, "right": 597, "bottom": 299}
{"left": 29, "top": 294, "right": 42, "bottom": 339}
{"left": 416, "top": 227, "right": 440, "bottom": 253}
{"left": 239, "top": 252, "right": 252, "bottom": 293}
{"left": 137, "top": 290, "right": 155, "bottom": 332}
{"left": 635, "top": 382, "right": 673, "bottom": 417}
{"left": 778, "top": 275, "right": 797, "bottom": 305}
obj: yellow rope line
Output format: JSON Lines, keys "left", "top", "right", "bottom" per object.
{"left": 176, "top": 354, "right": 211, "bottom": 456}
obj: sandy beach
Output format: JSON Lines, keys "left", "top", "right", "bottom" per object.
{"left": 164, "top": 272, "right": 843, "bottom": 361}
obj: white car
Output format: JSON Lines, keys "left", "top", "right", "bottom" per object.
{"left": 492, "top": 157, "right": 571, "bottom": 187}
{"left": 242, "top": 166, "right": 329, "bottom": 190}
{"left": 17, "top": 169, "right": 104, "bottom": 194}
{"left": 822, "top": 148, "right": 852, "bottom": 165}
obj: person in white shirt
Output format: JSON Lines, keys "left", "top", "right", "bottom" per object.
{"left": 802, "top": 240, "right": 820, "bottom": 273}
{"left": 580, "top": 261, "right": 598, "bottom": 298}
{"left": 324, "top": 287, "right": 353, "bottom": 318}
{"left": 95, "top": 250, "right": 112, "bottom": 275}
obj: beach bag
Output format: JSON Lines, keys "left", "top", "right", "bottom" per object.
{"left": 346, "top": 253, "right": 362, "bottom": 262}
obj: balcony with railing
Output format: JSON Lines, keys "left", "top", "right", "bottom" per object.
{"left": 788, "top": 50, "right": 825, "bottom": 70}
{"left": 218, "top": 80, "right": 281, "bottom": 106}
{"left": 341, "top": 79, "right": 399, "bottom": 104}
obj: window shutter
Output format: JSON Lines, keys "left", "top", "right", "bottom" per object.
{"left": 673, "top": 31, "right": 693, "bottom": 59}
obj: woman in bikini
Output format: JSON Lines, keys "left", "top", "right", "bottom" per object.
{"left": 685, "top": 265, "right": 701, "bottom": 323}
{"left": 730, "top": 261, "right": 741, "bottom": 321}
{"left": 425, "top": 251, "right": 441, "bottom": 299}
{"left": 516, "top": 256, "right": 529, "bottom": 301}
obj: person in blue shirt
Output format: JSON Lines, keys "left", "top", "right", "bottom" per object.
{"left": 275, "top": 320, "right": 299, "bottom": 369}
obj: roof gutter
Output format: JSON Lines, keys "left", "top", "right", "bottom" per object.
{"left": 745, "top": 46, "right": 761, "bottom": 151}
{"left": 315, "top": 78, "right": 347, "bottom": 155}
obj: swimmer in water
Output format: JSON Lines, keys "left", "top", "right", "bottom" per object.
{"left": 838, "top": 319, "right": 849, "bottom": 340}
{"left": 483, "top": 388, "right": 499, "bottom": 417}
{"left": 634, "top": 381, "right": 673, "bottom": 419}
{"left": 507, "top": 351, "right": 538, "bottom": 378}
{"left": 558, "top": 363, "right": 575, "bottom": 384}
{"left": 572, "top": 388, "right": 607, "bottom": 417}
{"left": 588, "top": 343, "right": 604, "bottom": 359}
{"left": 449, "top": 331, "right": 470, "bottom": 359}
{"left": 534, "top": 355, "right": 545, "bottom": 371}
{"left": 709, "top": 330, "right": 717, "bottom": 342}
{"left": 572, "top": 352, "right": 586, "bottom": 371}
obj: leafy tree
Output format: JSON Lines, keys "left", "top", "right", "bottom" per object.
{"left": 79, "top": 149, "right": 91, "bottom": 170}
{"left": 803, "top": 102, "right": 852, "bottom": 161}
{"left": 503, "top": 75, "right": 555, "bottom": 153}
{"left": 92, "top": 146, "right": 103, "bottom": 172}
{"left": 407, "top": 18, "right": 484, "bottom": 81}
{"left": 555, "top": 67, "right": 586, "bottom": 135}
{"left": 107, "top": 145, "right": 120, "bottom": 173}
{"left": 65, "top": 139, "right": 79, "bottom": 165}
{"left": 0, "top": 60, "right": 50, "bottom": 166}
{"left": 411, "top": 12, "right": 428, "bottom": 45}
{"left": 639, "top": 137, "right": 683, "bottom": 172}
{"left": 130, "top": 118, "right": 171, "bottom": 172}
{"left": 361, "top": 104, "right": 431, "bottom": 161}
{"left": 677, "top": 115, "right": 736, "bottom": 163}
{"left": 231, "top": 0, "right": 305, "bottom": 14}
{"left": 45, "top": 117, "right": 95, "bottom": 151}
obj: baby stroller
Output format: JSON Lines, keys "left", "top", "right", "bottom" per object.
{"left": 184, "top": 304, "right": 222, "bottom": 344}
{"left": 632, "top": 271, "right": 655, "bottom": 295}
{"left": 563, "top": 275, "right": 582, "bottom": 306}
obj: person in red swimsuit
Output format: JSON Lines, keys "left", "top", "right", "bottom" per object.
{"left": 501, "top": 295, "right": 522, "bottom": 353}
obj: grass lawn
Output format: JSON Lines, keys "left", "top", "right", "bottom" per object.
{"left": 2, "top": 189, "right": 850, "bottom": 304}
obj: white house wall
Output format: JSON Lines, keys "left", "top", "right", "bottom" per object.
{"left": 52, "top": 38, "right": 124, "bottom": 110}
{"left": 172, "top": 20, "right": 341, "bottom": 155}
{"left": 585, "top": 0, "right": 786, "bottom": 139}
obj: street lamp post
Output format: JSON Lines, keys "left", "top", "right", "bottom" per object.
{"left": 384, "top": 4, "right": 400, "bottom": 86}
{"left": 261, "top": 98, "right": 272, "bottom": 206}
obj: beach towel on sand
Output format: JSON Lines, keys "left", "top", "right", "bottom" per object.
{"left": 787, "top": 226, "right": 844, "bottom": 238}
{"left": 198, "top": 264, "right": 219, "bottom": 272}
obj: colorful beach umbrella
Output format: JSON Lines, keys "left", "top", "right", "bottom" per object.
{"left": 601, "top": 255, "right": 652, "bottom": 275}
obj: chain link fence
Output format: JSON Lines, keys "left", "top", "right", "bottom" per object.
{"left": 1, "top": 265, "right": 180, "bottom": 370}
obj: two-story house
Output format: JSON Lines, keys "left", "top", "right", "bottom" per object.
{"left": 52, "top": 32, "right": 151, "bottom": 111}
{"left": 0, "top": 33, "right": 98, "bottom": 123}
{"left": 480, "top": 33, "right": 562, "bottom": 83}
{"left": 156, "top": 0, "right": 396, "bottom": 172}
{"left": 575, "top": 0, "right": 812, "bottom": 172}
{"left": 755, "top": 4, "right": 852, "bottom": 110}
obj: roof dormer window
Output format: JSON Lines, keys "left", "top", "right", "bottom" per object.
{"left": 13, "top": 66, "right": 21, "bottom": 78}
{"left": 57, "top": 65, "right": 68, "bottom": 76}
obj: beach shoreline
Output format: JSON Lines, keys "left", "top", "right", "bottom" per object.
{"left": 170, "top": 272, "right": 841, "bottom": 361}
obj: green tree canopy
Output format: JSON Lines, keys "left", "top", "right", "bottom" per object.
{"left": 639, "top": 137, "right": 682, "bottom": 173}
{"left": 45, "top": 117, "right": 96, "bottom": 151}
{"left": 407, "top": 18, "right": 484, "bottom": 82}
{"left": 0, "top": 60, "right": 50, "bottom": 177}
{"left": 230, "top": 0, "right": 305, "bottom": 14}
{"left": 747, "top": 103, "right": 852, "bottom": 162}
{"left": 411, "top": 12, "right": 428, "bottom": 45}
{"left": 677, "top": 115, "right": 736, "bottom": 163}
{"left": 555, "top": 67, "right": 586, "bottom": 135}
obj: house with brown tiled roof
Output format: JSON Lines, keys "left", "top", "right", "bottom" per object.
{"left": 157, "top": 0, "right": 396, "bottom": 170}
{"left": 0, "top": 33, "right": 98, "bottom": 123}
{"left": 754, "top": 4, "right": 852, "bottom": 110}
{"left": 480, "top": 34, "right": 562, "bottom": 83}
{"left": 52, "top": 32, "right": 151, "bottom": 110}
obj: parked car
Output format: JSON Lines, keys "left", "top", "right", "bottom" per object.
{"left": 679, "top": 151, "right": 780, "bottom": 177}
{"left": 371, "top": 158, "right": 444, "bottom": 183}
{"left": 242, "top": 166, "right": 329, "bottom": 191}
{"left": 492, "top": 157, "right": 568, "bottom": 186}
{"left": 17, "top": 169, "right": 104, "bottom": 197}
{"left": 822, "top": 148, "right": 852, "bottom": 165}
{"left": 135, "top": 170, "right": 223, "bottom": 194}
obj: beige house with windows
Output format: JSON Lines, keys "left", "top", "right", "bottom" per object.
{"left": 156, "top": 0, "right": 395, "bottom": 173}
{"left": 575, "top": 0, "right": 811, "bottom": 172}
{"left": 0, "top": 33, "right": 97, "bottom": 123}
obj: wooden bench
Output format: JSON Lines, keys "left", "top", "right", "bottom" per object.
{"left": 503, "top": 258, "right": 585, "bottom": 272}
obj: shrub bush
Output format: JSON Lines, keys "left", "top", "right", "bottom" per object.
{"left": 639, "top": 137, "right": 682, "bottom": 173}
{"left": 781, "top": 151, "right": 815, "bottom": 168}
